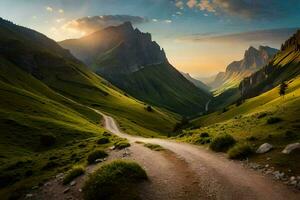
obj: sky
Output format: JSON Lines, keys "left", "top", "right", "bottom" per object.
{"left": 1, "top": 0, "right": 300, "bottom": 77}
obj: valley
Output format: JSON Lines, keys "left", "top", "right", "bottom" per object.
{"left": 0, "top": 4, "right": 300, "bottom": 199}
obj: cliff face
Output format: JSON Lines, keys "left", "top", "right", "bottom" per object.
{"left": 60, "top": 22, "right": 167, "bottom": 75}
{"left": 209, "top": 46, "right": 278, "bottom": 91}
{"left": 239, "top": 30, "right": 300, "bottom": 98}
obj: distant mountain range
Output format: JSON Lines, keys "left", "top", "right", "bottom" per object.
{"left": 209, "top": 46, "right": 278, "bottom": 94}
{"left": 240, "top": 30, "right": 300, "bottom": 98}
{"left": 181, "top": 72, "right": 210, "bottom": 93}
{"left": 60, "top": 22, "right": 211, "bottom": 116}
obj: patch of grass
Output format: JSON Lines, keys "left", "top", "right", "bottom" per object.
{"left": 40, "top": 134, "right": 56, "bottom": 147}
{"left": 114, "top": 140, "right": 131, "bottom": 150}
{"left": 87, "top": 150, "right": 108, "bottom": 164}
{"left": 200, "top": 132, "right": 209, "bottom": 138}
{"left": 83, "top": 160, "right": 147, "bottom": 200}
{"left": 210, "top": 135, "right": 236, "bottom": 152}
{"left": 228, "top": 143, "right": 253, "bottom": 160}
{"left": 267, "top": 117, "right": 282, "bottom": 124}
{"left": 144, "top": 143, "right": 164, "bottom": 151}
{"left": 97, "top": 137, "right": 110, "bottom": 144}
{"left": 63, "top": 166, "right": 85, "bottom": 185}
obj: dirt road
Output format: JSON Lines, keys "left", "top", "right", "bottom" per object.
{"left": 101, "top": 112, "right": 300, "bottom": 200}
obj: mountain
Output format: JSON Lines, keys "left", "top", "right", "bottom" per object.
{"left": 181, "top": 72, "right": 211, "bottom": 93}
{"left": 60, "top": 22, "right": 211, "bottom": 116}
{"left": 0, "top": 18, "right": 179, "bottom": 197}
{"left": 209, "top": 46, "right": 278, "bottom": 94}
{"left": 240, "top": 30, "right": 300, "bottom": 98}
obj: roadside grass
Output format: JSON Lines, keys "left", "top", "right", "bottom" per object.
{"left": 63, "top": 166, "right": 85, "bottom": 185}
{"left": 144, "top": 143, "right": 164, "bottom": 151}
{"left": 83, "top": 160, "right": 147, "bottom": 200}
{"left": 228, "top": 143, "right": 254, "bottom": 160}
{"left": 178, "top": 76, "right": 300, "bottom": 174}
{"left": 87, "top": 150, "right": 108, "bottom": 164}
{"left": 114, "top": 139, "right": 131, "bottom": 150}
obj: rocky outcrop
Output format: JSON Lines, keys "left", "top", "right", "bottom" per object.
{"left": 60, "top": 22, "right": 167, "bottom": 75}
{"left": 239, "top": 30, "right": 300, "bottom": 98}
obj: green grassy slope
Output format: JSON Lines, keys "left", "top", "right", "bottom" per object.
{"left": 0, "top": 18, "right": 178, "bottom": 198}
{"left": 180, "top": 76, "right": 300, "bottom": 174}
{"left": 107, "top": 63, "right": 211, "bottom": 116}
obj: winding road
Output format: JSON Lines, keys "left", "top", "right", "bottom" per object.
{"left": 100, "top": 111, "right": 300, "bottom": 200}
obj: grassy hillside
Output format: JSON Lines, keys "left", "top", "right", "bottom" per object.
{"left": 179, "top": 75, "right": 300, "bottom": 174}
{"left": 107, "top": 63, "right": 211, "bottom": 116}
{"left": 0, "top": 18, "right": 178, "bottom": 199}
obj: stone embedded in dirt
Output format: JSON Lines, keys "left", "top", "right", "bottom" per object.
{"left": 31, "top": 186, "right": 38, "bottom": 190}
{"left": 256, "top": 143, "right": 273, "bottom": 154}
{"left": 70, "top": 181, "right": 76, "bottom": 186}
{"left": 79, "top": 188, "right": 82, "bottom": 192}
{"left": 109, "top": 146, "right": 116, "bottom": 150}
{"left": 25, "top": 194, "right": 33, "bottom": 198}
{"left": 282, "top": 143, "right": 300, "bottom": 154}
{"left": 63, "top": 188, "right": 70, "bottom": 193}
{"left": 265, "top": 164, "right": 269, "bottom": 168}
{"left": 273, "top": 171, "right": 285, "bottom": 180}
{"left": 95, "top": 159, "right": 103, "bottom": 163}
{"left": 290, "top": 176, "right": 296, "bottom": 181}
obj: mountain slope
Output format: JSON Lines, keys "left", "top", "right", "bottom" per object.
{"left": 0, "top": 17, "right": 179, "bottom": 198}
{"left": 60, "top": 22, "right": 211, "bottom": 116}
{"left": 181, "top": 72, "right": 211, "bottom": 93}
{"left": 240, "top": 30, "right": 300, "bottom": 98}
{"left": 210, "top": 46, "right": 278, "bottom": 95}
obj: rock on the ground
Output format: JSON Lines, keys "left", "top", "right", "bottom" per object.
{"left": 25, "top": 194, "right": 33, "bottom": 198}
{"left": 282, "top": 143, "right": 300, "bottom": 154}
{"left": 70, "top": 181, "right": 76, "bottom": 186}
{"left": 256, "top": 143, "right": 273, "bottom": 154}
{"left": 63, "top": 188, "right": 70, "bottom": 193}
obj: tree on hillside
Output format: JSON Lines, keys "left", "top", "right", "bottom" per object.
{"left": 279, "top": 81, "right": 288, "bottom": 97}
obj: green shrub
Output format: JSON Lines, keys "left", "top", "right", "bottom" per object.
{"left": 144, "top": 143, "right": 164, "bottom": 151}
{"left": 114, "top": 140, "right": 130, "bottom": 150}
{"left": 40, "top": 134, "right": 56, "bottom": 147}
{"left": 210, "top": 134, "right": 236, "bottom": 152}
{"left": 246, "top": 136, "right": 258, "bottom": 141}
{"left": 97, "top": 137, "right": 110, "bottom": 144}
{"left": 145, "top": 105, "right": 153, "bottom": 112}
{"left": 83, "top": 160, "right": 147, "bottom": 200}
{"left": 195, "top": 137, "right": 211, "bottom": 145}
{"left": 87, "top": 150, "right": 108, "bottom": 164}
{"left": 257, "top": 112, "right": 267, "bottom": 119}
{"left": 267, "top": 117, "right": 282, "bottom": 124}
{"left": 228, "top": 143, "right": 253, "bottom": 160}
{"left": 63, "top": 166, "right": 85, "bottom": 185}
{"left": 103, "top": 132, "right": 111, "bottom": 137}
{"left": 200, "top": 132, "right": 209, "bottom": 138}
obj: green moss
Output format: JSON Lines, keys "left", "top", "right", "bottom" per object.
{"left": 83, "top": 160, "right": 147, "bottom": 200}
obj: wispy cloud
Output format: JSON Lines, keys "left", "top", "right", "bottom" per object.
{"left": 62, "top": 15, "right": 149, "bottom": 36}
{"left": 46, "top": 6, "right": 53, "bottom": 12}
{"left": 177, "top": 28, "right": 299, "bottom": 44}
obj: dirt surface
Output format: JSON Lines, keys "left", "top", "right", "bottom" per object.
{"left": 33, "top": 111, "right": 300, "bottom": 200}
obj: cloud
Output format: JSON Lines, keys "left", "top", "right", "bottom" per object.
{"left": 59, "top": 9, "right": 64, "bottom": 14}
{"left": 187, "top": 0, "right": 198, "bottom": 8}
{"left": 198, "top": 0, "right": 215, "bottom": 12}
{"left": 177, "top": 28, "right": 299, "bottom": 44}
{"left": 46, "top": 6, "right": 53, "bottom": 12}
{"left": 175, "top": 1, "right": 184, "bottom": 9}
{"left": 164, "top": 19, "right": 172, "bottom": 23}
{"left": 62, "top": 15, "right": 149, "bottom": 35}
{"left": 184, "top": 0, "right": 298, "bottom": 20}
